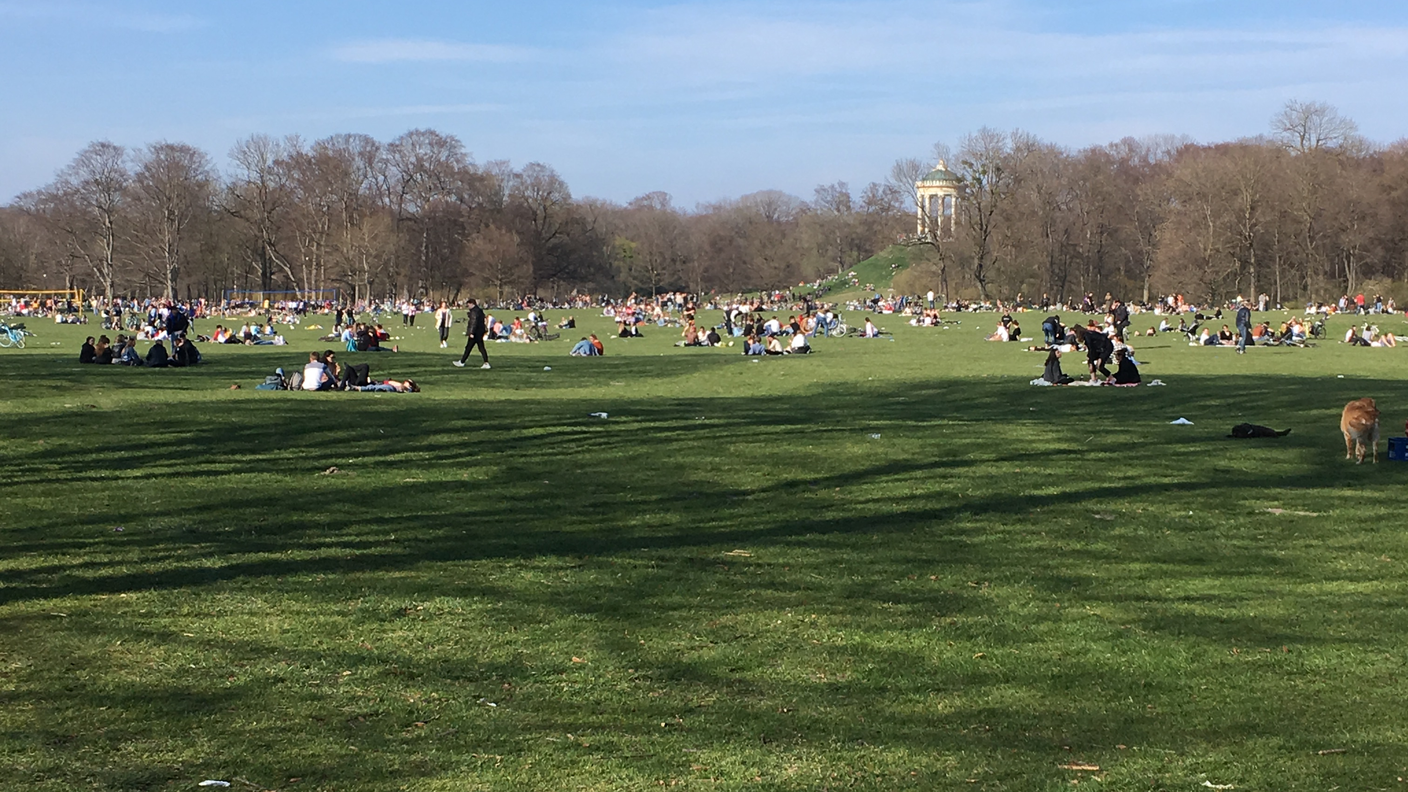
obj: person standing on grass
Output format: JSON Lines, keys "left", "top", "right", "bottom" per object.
{"left": 1236, "top": 299, "right": 1252, "bottom": 354}
{"left": 434, "top": 301, "right": 453, "bottom": 348}
{"left": 453, "top": 298, "right": 490, "bottom": 369}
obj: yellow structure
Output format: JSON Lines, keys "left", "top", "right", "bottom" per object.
{"left": 915, "top": 161, "right": 960, "bottom": 239}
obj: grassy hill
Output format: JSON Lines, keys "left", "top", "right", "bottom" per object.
{"left": 819, "top": 245, "right": 917, "bottom": 299}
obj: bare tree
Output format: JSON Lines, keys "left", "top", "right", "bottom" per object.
{"left": 129, "top": 142, "right": 215, "bottom": 299}
{"left": 1273, "top": 100, "right": 1361, "bottom": 155}
{"left": 224, "top": 134, "right": 298, "bottom": 294}
{"left": 23, "top": 142, "right": 130, "bottom": 299}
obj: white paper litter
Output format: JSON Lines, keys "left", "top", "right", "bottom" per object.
{"left": 1201, "top": 783, "right": 1234, "bottom": 790}
{"left": 198, "top": 783, "right": 231, "bottom": 789}
{"left": 543, "top": 366, "right": 552, "bottom": 371}
{"left": 1170, "top": 418, "right": 1194, "bottom": 425}
{"left": 589, "top": 412, "right": 608, "bottom": 419}
{"left": 1147, "top": 379, "right": 1166, "bottom": 386}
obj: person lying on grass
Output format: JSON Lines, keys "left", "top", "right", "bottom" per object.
{"left": 355, "top": 378, "right": 420, "bottom": 393}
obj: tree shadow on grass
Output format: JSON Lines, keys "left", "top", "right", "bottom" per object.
{"left": 3, "top": 372, "right": 1408, "bottom": 790}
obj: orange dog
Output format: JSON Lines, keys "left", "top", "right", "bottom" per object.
{"left": 1341, "top": 398, "right": 1381, "bottom": 464}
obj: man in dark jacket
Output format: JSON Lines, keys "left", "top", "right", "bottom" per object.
{"left": 170, "top": 336, "right": 201, "bottom": 367}
{"left": 453, "top": 299, "right": 490, "bottom": 369}
{"left": 144, "top": 340, "right": 170, "bottom": 368}
{"left": 1111, "top": 300, "right": 1130, "bottom": 340}
{"left": 1235, "top": 300, "right": 1252, "bottom": 354}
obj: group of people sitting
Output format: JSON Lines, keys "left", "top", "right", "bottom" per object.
{"left": 1028, "top": 316, "right": 1143, "bottom": 386}
{"left": 211, "top": 321, "right": 286, "bottom": 346}
{"left": 1345, "top": 324, "right": 1399, "bottom": 347}
{"left": 79, "top": 334, "right": 201, "bottom": 368}
{"left": 315, "top": 323, "right": 397, "bottom": 353}
{"left": 986, "top": 314, "right": 1024, "bottom": 342}
{"left": 569, "top": 334, "right": 605, "bottom": 356}
{"left": 742, "top": 333, "right": 811, "bottom": 355}
{"left": 297, "top": 350, "right": 418, "bottom": 391}
{"left": 677, "top": 320, "right": 723, "bottom": 347}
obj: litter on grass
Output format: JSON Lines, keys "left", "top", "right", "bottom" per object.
{"left": 1201, "top": 783, "right": 1234, "bottom": 790}
{"left": 198, "top": 783, "right": 231, "bottom": 789}
{"left": 589, "top": 412, "right": 609, "bottom": 419}
{"left": 869, "top": 433, "right": 882, "bottom": 439}
{"left": 1148, "top": 379, "right": 1166, "bottom": 386}
{"left": 1265, "top": 508, "right": 1321, "bottom": 517}
{"left": 1170, "top": 418, "right": 1194, "bottom": 425}
{"left": 543, "top": 366, "right": 552, "bottom": 371}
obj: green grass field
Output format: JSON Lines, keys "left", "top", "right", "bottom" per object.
{"left": 3, "top": 309, "right": 1408, "bottom": 791}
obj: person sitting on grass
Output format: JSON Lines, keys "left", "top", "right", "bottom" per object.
{"left": 765, "top": 335, "right": 786, "bottom": 355}
{"left": 570, "top": 337, "right": 600, "bottom": 356}
{"left": 94, "top": 335, "right": 113, "bottom": 365}
{"left": 861, "top": 318, "right": 881, "bottom": 338}
{"left": 114, "top": 335, "right": 141, "bottom": 366}
{"left": 302, "top": 351, "right": 333, "bottom": 391}
{"left": 170, "top": 336, "right": 201, "bottom": 367}
{"left": 1106, "top": 348, "right": 1142, "bottom": 386}
{"left": 79, "top": 336, "right": 97, "bottom": 364}
{"left": 1042, "top": 348, "right": 1075, "bottom": 385}
{"left": 788, "top": 332, "right": 812, "bottom": 354}
{"left": 558, "top": 316, "right": 576, "bottom": 329}
{"left": 144, "top": 340, "right": 170, "bottom": 368}
{"left": 743, "top": 335, "right": 765, "bottom": 356}
{"left": 704, "top": 326, "right": 721, "bottom": 347}
{"left": 986, "top": 321, "right": 1010, "bottom": 342}
{"left": 679, "top": 320, "right": 701, "bottom": 346}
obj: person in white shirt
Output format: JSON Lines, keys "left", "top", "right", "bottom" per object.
{"left": 302, "top": 352, "right": 332, "bottom": 391}
{"left": 434, "top": 301, "right": 453, "bottom": 348}
{"left": 862, "top": 318, "right": 880, "bottom": 338}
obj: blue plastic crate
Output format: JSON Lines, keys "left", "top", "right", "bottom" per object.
{"left": 1389, "top": 437, "right": 1408, "bottom": 462}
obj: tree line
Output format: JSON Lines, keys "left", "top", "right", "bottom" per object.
{"left": 1, "top": 100, "right": 1405, "bottom": 305}
{"left": 894, "top": 101, "right": 1408, "bottom": 306}
{"left": 0, "top": 130, "right": 906, "bottom": 302}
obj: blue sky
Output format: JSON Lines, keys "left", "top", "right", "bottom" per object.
{"left": 2, "top": 0, "right": 1406, "bottom": 206}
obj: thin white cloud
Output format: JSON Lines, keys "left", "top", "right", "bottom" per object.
{"left": 0, "top": 1, "right": 203, "bottom": 32}
{"left": 329, "top": 39, "right": 536, "bottom": 64}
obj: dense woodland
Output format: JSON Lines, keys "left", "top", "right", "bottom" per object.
{"left": 2, "top": 101, "right": 1406, "bottom": 305}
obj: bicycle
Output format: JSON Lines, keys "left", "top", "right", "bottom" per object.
{"left": 0, "top": 322, "right": 30, "bottom": 349}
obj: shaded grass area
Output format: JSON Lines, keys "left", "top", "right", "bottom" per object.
{"left": 2, "top": 315, "right": 1408, "bottom": 791}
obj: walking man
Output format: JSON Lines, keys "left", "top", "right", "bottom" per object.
{"left": 434, "top": 301, "right": 453, "bottom": 348}
{"left": 1236, "top": 299, "right": 1252, "bottom": 354}
{"left": 453, "top": 299, "right": 490, "bottom": 369}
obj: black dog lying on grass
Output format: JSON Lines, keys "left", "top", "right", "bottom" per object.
{"left": 1229, "top": 423, "right": 1292, "bottom": 438}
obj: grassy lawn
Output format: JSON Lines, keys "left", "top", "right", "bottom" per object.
{"left": 3, "top": 308, "right": 1408, "bottom": 791}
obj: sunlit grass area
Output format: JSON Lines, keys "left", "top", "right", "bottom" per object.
{"left": 2, "top": 309, "right": 1408, "bottom": 791}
